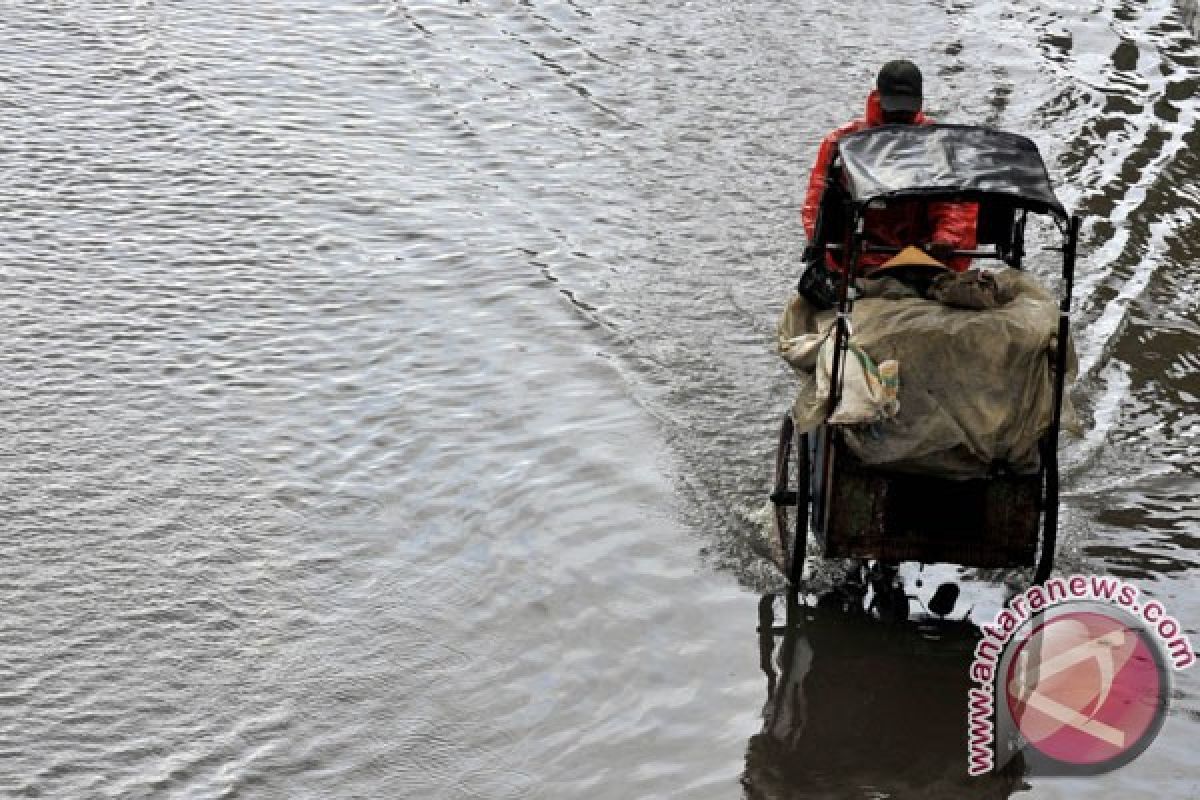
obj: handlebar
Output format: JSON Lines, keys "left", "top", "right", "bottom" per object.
{"left": 818, "top": 243, "right": 1003, "bottom": 259}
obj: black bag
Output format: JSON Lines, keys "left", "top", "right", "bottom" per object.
{"left": 796, "top": 247, "right": 840, "bottom": 310}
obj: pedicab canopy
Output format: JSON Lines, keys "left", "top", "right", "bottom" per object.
{"left": 835, "top": 124, "right": 1066, "bottom": 219}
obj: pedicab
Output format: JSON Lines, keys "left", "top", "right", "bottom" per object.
{"left": 771, "top": 124, "right": 1080, "bottom": 590}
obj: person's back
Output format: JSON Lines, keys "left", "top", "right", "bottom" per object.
{"left": 801, "top": 61, "right": 977, "bottom": 275}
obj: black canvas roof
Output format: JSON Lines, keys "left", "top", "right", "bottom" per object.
{"left": 835, "top": 124, "right": 1066, "bottom": 218}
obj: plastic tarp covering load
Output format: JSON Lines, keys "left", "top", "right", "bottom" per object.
{"left": 777, "top": 270, "right": 1076, "bottom": 479}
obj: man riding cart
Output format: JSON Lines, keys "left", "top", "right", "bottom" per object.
{"left": 772, "top": 94, "right": 1081, "bottom": 590}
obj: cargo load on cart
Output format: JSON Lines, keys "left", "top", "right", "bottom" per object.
{"left": 778, "top": 264, "right": 1076, "bottom": 479}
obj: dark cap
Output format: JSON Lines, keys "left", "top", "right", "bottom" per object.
{"left": 877, "top": 60, "right": 923, "bottom": 113}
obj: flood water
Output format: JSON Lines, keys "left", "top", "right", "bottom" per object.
{"left": 2, "top": 0, "right": 1198, "bottom": 797}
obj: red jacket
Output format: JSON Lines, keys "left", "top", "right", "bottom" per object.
{"left": 801, "top": 91, "right": 977, "bottom": 272}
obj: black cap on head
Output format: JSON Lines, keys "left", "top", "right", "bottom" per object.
{"left": 877, "top": 59, "right": 923, "bottom": 113}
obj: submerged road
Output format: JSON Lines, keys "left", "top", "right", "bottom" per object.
{"left": 0, "top": 1, "right": 1197, "bottom": 797}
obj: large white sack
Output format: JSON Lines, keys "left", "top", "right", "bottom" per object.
{"left": 777, "top": 269, "right": 1077, "bottom": 479}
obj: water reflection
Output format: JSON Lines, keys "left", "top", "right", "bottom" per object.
{"left": 743, "top": 584, "right": 1027, "bottom": 799}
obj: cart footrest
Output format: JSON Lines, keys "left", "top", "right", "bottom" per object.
{"left": 770, "top": 489, "right": 799, "bottom": 506}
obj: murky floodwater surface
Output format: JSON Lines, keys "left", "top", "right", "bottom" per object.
{"left": 2, "top": 1, "right": 1198, "bottom": 798}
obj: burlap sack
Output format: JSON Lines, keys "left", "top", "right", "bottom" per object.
{"left": 777, "top": 269, "right": 1077, "bottom": 478}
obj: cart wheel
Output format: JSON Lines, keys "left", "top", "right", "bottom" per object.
{"left": 1034, "top": 437, "right": 1059, "bottom": 585}
{"left": 770, "top": 415, "right": 811, "bottom": 585}
{"left": 770, "top": 415, "right": 794, "bottom": 572}
{"left": 789, "top": 432, "right": 811, "bottom": 585}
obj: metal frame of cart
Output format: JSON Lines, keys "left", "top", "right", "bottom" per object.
{"left": 772, "top": 124, "right": 1081, "bottom": 586}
